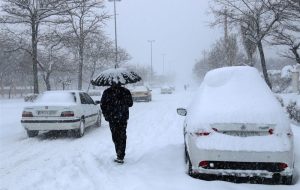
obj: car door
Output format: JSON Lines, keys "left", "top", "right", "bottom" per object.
{"left": 83, "top": 93, "right": 98, "bottom": 125}
{"left": 79, "top": 93, "right": 90, "bottom": 125}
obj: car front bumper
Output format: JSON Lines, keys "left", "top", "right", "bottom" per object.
{"left": 21, "top": 118, "right": 81, "bottom": 131}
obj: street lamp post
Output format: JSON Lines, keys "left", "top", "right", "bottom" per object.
{"left": 162, "top": 53, "right": 166, "bottom": 75}
{"left": 148, "top": 40, "right": 155, "bottom": 82}
{"left": 108, "top": 0, "right": 121, "bottom": 68}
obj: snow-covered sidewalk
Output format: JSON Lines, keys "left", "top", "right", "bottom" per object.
{"left": 0, "top": 90, "right": 299, "bottom": 190}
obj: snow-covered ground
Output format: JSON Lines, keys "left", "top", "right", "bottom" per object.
{"left": 0, "top": 89, "right": 299, "bottom": 190}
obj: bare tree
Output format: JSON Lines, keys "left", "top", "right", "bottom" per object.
{"left": 0, "top": 0, "right": 76, "bottom": 93}
{"left": 62, "top": 0, "right": 109, "bottom": 90}
{"left": 240, "top": 17, "right": 257, "bottom": 66}
{"left": 271, "top": 1, "right": 300, "bottom": 64}
{"left": 212, "top": 0, "right": 290, "bottom": 89}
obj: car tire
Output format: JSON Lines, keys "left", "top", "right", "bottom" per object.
{"left": 95, "top": 114, "right": 101, "bottom": 128}
{"left": 26, "top": 130, "right": 39, "bottom": 137}
{"left": 281, "top": 175, "right": 293, "bottom": 185}
{"left": 185, "top": 145, "right": 193, "bottom": 176}
{"left": 75, "top": 119, "right": 85, "bottom": 138}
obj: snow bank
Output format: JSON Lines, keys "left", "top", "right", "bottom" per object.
{"left": 186, "top": 66, "right": 290, "bottom": 133}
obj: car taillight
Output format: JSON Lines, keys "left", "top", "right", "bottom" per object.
{"left": 199, "top": 161, "right": 209, "bottom": 168}
{"left": 22, "top": 111, "right": 33, "bottom": 117}
{"left": 268, "top": 128, "right": 274, "bottom": 135}
{"left": 278, "top": 163, "right": 288, "bottom": 170}
{"left": 61, "top": 111, "right": 74, "bottom": 117}
{"left": 195, "top": 132, "right": 210, "bottom": 136}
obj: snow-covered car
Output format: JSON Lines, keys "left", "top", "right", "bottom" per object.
{"left": 131, "top": 86, "right": 152, "bottom": 102}
{"left": 160, "top": 86, "right": 173, "bottom": 94}
{"left": 21, "top": 90, "right": 101, "bottom": 138}
{"left": 177, "top": 66, "right": 294, "bottom": 184}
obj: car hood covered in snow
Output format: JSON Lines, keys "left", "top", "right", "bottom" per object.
{"left": 186, "top": 66, "right": 290, "bottom": 133}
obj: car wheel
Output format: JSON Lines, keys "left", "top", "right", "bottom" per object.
{"left": 185, "top": 145, "right": 193, "bottom": 176}
{"left": 26, "top": 130, "right": 39, "bottom": 137}
{"left": 281, "top": 175, "right": 293, "bottom": 185}
{"left": 95, "top": 114, "right": 101, "bottom": 128}
{"left": 75, "top": 119, "right": 85, "bottom": 138}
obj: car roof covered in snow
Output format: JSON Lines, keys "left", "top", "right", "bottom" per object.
{"left": 131, "top": 86, "right": 148, "bottom": 92}
{"left": 32, "top": 90, "right": 79, "bottom": 106}
{"left": 186, "top": 66, "right": 290, "bottom": 132}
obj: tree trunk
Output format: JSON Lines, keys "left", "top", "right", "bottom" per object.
{"left": 32, "top": 21, "right": 39, "bottom": 94}
{"left": 43, "top": 73, "right": 51, "bottom": 91}
{"left": 257, "top": 41, "right": 272, "bottom": 89}
{"left": 292, "top": 47, "right": 300, "bottom": 64}
{"left": 78, "top": 45, "right": 84, "bottom": 90}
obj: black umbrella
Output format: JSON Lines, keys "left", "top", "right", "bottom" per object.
{"left": 91, "top": 68, "right": 142, "bottom": 86}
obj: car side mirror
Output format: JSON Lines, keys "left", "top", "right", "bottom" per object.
{"left": 95, "top": 100, "right": 101, "bottom": 105}
{"left": 177, "top": 108, "right": 187, "bottom": 116}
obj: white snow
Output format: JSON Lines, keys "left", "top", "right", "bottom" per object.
{"left": 93, "top": 68, "right": 139, "bottom": 85}
{"left": 33, "top": 91, "right": 76, "bottom": 106}
{"left": 186, "top": 66, "right": 290, "bottom": 133}
{"left": 0, "top": 88, "right": 299, "bottom": 190}
{"left": 131, "top": 85, "right": 148, "bottom": 92}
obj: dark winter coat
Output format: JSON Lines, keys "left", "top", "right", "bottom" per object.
{"left": 100, "top": 85, "right": 133, "bottom": 123}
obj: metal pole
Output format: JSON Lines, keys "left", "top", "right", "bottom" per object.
{"left": 148, "top": 40, "right": 155, "bottom": 82}
{"left": 113, "top": 0, "right": 118, "bottom": 68}
{"left": 162, "top": 54, "right": 166, "bottom": 75}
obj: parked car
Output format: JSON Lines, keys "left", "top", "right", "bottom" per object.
{"left": 21, "top": 90, "right": 101, "bottom": 138}
{"left": 177, "top": 66, "right": 294, "bottom": 184}
{"left": 160, "top": 86, "right": 173, "bottom": 94}
{"left": 131, "top": 85, "right": 152, "bottom": 102}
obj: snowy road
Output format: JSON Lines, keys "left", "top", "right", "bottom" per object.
{"left": 0, "top": 89, "right": 299, "bottom": 190}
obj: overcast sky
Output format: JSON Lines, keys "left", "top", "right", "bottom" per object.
{"left": 104, "top": 0, "right": 222, "bottom": 84}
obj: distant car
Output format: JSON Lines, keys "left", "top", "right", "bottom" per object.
{"left": 160, "top": 86, "right": 173, "bottom": 94}
{"left": 131, "top": 86, "right": 152, "bottom": 102}
{"left": 21, "top": 90, "right": 101, "bottom": 138}
{"left": 177, "top": 66, "right": 294, "bottom": 184}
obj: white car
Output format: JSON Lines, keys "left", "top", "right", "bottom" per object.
{"left": 131, "top": 86, "right": 152, "bottom": 102}
{"left": 177, "top": 66, "right": 294, "bottom": 185}
{"left": 160, "top": 86, "right": 173, "bottom": 94}
{"left": 21, "top": 90, "right": 101, "bottom": 138}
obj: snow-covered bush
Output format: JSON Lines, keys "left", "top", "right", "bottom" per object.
{"left": 24, "top": 94, "right": 39, "bottom": 102}
{"left": 286, "top": 101, "right": 300, "bottom": 123}
{"left": 268, "top": 70, "right": 292, "bottom": 93}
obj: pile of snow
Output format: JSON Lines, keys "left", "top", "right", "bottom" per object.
{"left": 186, "top": 66, "right": 290, "bottom": 133}
{"left": 33, "top": 91, "right": 76, "bottom": 106}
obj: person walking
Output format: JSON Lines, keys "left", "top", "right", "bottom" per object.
{"left": 100, "top": 83, "right": 133, "bottom": 164}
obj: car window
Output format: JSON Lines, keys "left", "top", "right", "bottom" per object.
{"left": 84, "top": 93, "right": 95, "bottom": 104}
{"left": 79, "top": 93, "right": 88, "bottom": 104}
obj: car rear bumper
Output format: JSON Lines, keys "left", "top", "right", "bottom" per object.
{"left": 21, "top": 118, "right": 81, "bottom": 131}
{"left": 187, "top": 138, "right": 294, "bottom": 178}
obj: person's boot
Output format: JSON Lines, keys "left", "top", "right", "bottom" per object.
{"left": 114, "top": 157, "right": 124, "bottom": 164}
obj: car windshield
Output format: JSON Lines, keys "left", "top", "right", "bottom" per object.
{"left": 35, "top": 92, "right": 76, "bottom": 104}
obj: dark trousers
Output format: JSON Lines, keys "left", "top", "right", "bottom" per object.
{"left": 109, "top": 122, "right": 127, "bottom": 160}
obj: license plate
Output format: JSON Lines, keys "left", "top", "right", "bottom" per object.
{"left": 223, "top": 131, "right": 261, "bottom": 137}
{"left": 37, "top": 110, "right": 56, "bottom": 115}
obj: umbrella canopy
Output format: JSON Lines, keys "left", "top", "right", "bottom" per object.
{"left": 91, "top": 68, "right": 142, "bottom": 86}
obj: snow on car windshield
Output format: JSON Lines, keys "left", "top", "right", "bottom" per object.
{"left": 186, "top": 66, "right": 290, "bottom": 133}
{"left": 132, "top": 86, "right": 148, "bottom": 92}
{"left": 34, "top": 91, "right": 76, "bottom": 106}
